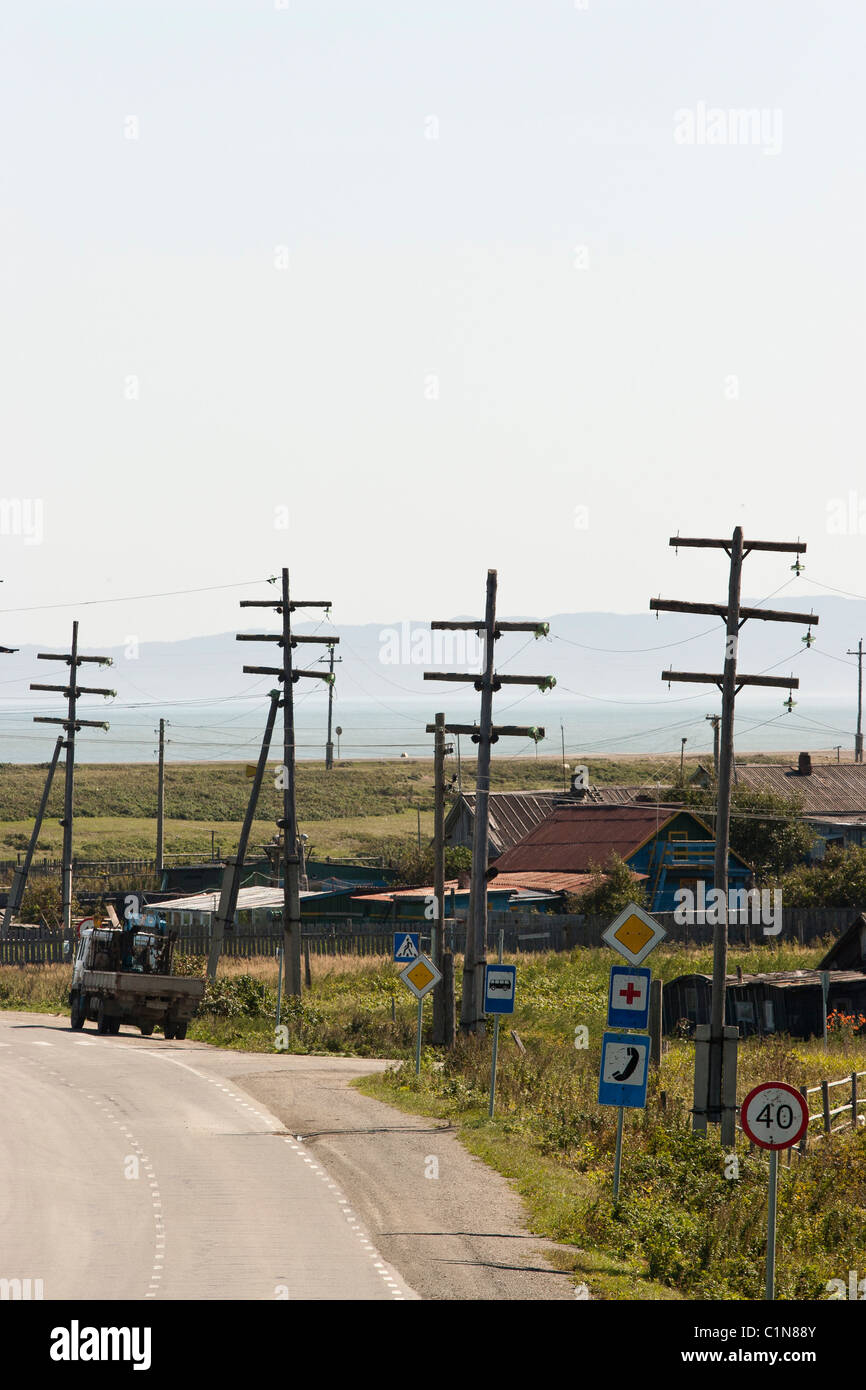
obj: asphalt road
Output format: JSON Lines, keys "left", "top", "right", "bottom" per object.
{"left": 0, "top": 1010, "right": 574, "bottom": 1301}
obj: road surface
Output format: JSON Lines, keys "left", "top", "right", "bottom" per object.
{"left": 0, "top": 1010, "right": 574, "bottom": 1300}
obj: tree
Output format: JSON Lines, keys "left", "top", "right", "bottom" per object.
{"left": 18, "top": 875, "right": 77, "bottom": 928}
{"left": 383, "top": 839, "right": 471, "bottom": 889}
{"left": 564, "top": 853, "right": 647, "bottom": 915}
{"left": 777, "top": 845, "right": 866, "bottom": 907}
{"left": 659, "top": 783, "right": 813, "bottom": 881}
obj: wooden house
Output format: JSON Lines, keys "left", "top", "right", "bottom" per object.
{"left": 490, "top": 802, "right": 752, "bottom": 913}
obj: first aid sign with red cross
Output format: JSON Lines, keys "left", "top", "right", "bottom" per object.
{"left": 607, "top": 965, "right": 652, "bottom": 1030}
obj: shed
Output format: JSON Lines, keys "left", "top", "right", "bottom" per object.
{"left": 663, "top": 968, "right": 866, "bottom": 1039}
{"left": 817, "top": 912, "right": 866, "bottom": 971}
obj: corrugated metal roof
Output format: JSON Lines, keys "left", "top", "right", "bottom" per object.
{"left": 493, "top": 804, "right": 682, "bottom": 873}
{"left": 673, "top": 969, "right": 866, "bottom": 988}
{"left": 454, "top": 791, "right": 559, "bottom": 854}
{"left": 732, "top": 761, "right": 866, "bottom": 814}
{"left": 485, "top": 869, "right": 647, "bottom": 895}
{"left": 155, "top": 887, "right": 321, "bottom": 913}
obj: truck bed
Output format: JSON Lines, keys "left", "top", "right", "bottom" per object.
{"left": 82, "top": 971, "right": 206, "bottom": 1000}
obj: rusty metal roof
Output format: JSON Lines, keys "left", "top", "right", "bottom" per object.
{"left": 486, "top": 868, "right": 647, "bottom": 895}
{"left": 731, "top": 761, "right": 866, "bottom": 814}
{"left": 493, "top": 803, "right": 683, "bottom": 873}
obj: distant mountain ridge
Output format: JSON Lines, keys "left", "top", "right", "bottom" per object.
{"left": 1, "top": 594, "right": 859, "bottom": 707}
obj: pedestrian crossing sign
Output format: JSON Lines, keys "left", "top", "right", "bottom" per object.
{"left": 393, "top": 932, "right": 421, "bottom": 962}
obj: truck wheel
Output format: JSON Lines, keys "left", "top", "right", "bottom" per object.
{"left": 163, "top": 1022, "right": 176, "bottom": 1040}
{"left": 110, "top": 1018, "right": 122, "bottom": 1035}
{"left": 174, "top": 1023, "right": 188, "bottom": 1040}
{"left": 139, "top": 1024, "right": 154, "bottom": 1037}
{"left": 70, "top": 993, "right": 85, "bottom": 1031}
{"left": 96, "top": 1001, "right": 111, "bottom": 1036}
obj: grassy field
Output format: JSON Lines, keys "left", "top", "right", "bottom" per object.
{"left": 0, "top": 751, "right": 812, "bottom": 867}
{"left": 0, "top": 754, "right": 686, "bottom": 867}
{"left": 0, "top": 809, "right": 434, "bottom": 865}
{"left": 4, "top": 938, "right": 864, "bottom": 1301}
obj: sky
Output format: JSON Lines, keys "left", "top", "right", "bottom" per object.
{"left": 1, "top": 0, "right": 864, "bottom": 653}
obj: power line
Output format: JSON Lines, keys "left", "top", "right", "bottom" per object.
{"left": 0, "top": 576, "right": 276, "bottom": 615}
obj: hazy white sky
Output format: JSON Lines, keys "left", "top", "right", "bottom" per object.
{"left": 1, "top": 0, "right": 864, "bottom": 649}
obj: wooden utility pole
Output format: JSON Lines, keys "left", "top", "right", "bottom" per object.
{"left": 651, "top": 530, "right": 817, "bottom": 1139}
{"left": 31, "top": 622, "right": 114, "bottom": 932}
{"left": 0, "top": 736, "right": 63, "bottom": 936}
{"left": 847, "top": 639, "right": 863, "bottom": 762}
{"left": 207, "top": 690, "right": 281, "bottom": 980}
{"left": 426, "top": 713, "right": 455, "bottom": 1045}
{"left": 319, "top": 642, "right": 341, "bottom": 769}
{"left": 238, "top": 570, "right": 337, "bottom": 996}
{"left": 155, "top": 718, "right": 168, "bottom": 875}
{"left": 425, "top": 571, "right": 553, "bottom": 1035}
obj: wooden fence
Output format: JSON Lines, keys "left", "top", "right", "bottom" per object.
{"left": 799, "top": 1070, "right": 866, "bottom": 1148}
{"left": 0, "top": 903, "right": 858, "bottom": 967}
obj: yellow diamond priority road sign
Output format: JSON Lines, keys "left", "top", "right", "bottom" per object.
{"left": 400, "top": 953, "right": 442, "bottom": 1001}
{"left": 602, "top": 901, "right": 666, "bottom": 967}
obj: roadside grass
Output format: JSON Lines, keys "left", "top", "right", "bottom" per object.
{"left": 5, "top": 940, "right": 865, "bottom": 1301}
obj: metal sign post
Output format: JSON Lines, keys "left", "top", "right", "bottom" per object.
{"left": 484, "top": 934, "right": 516, "bottom": 1119}
{"left": 766, "top": 1149, "right": 779, "bottom": 1301}
{"left": 400, "top": 953, "right": 442, "bottom": 1076}
{"left": 275, "top": 945, "right": 283, "bottom": 1035}
{"left": 599, "top": 906, "right": 661, "bottom": 1202}
{"left": 740, "top": 1082, "right": 810, "bottom": 1300}
{"left": 613, "top": 1107, "right": 625, "bottom": 1201}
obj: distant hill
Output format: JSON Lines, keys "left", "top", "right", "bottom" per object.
{"left": 0, "top": 593, "right": 858, "bottom": 706}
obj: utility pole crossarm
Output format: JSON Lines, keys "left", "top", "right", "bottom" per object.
{"left": 36, "top": 652, "right": 112, "bottom": 665}
{"left": 424, "top": 672, "right": 554, "bottom": 688}
{"left": 651, "top": 599, "right": 818, "bottom": 626}
{"left": 669, "top": 537, "right": 807, "bottom": 553}
{"left": 662, "top": 670, "right": 799, "bottom": 689}
{"left": 293, "top": 668, "right": 335, "bottom": 683}
{"left": 289, "top": 635, "right": 340, "bottom": 645}
{"left": 431, "top": 619, "right": 549, "bottom": 637}
{"left": 33, "top": 716, "right": 111, "bottom": 729}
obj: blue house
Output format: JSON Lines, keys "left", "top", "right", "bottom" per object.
{"left": 491, "top": 802, "right": 752, "bottom": 913}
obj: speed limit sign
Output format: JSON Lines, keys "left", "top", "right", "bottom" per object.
{"left": 740, "top": 1082, "right": 809, "bottom": 1150}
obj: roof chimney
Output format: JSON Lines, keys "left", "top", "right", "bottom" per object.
{"left": 798, "top": 751, "right": 812, "bottom": 776}
{"left": 457, "top": 869, "right": 471, "bottom": 889}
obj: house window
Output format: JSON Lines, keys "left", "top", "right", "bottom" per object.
{"left": 685, "top": 987, "right": 698, "bottom": 1015}
{"left": 735, "top": 1001, "right": 754, "bottom": 1024}
{"left": 763, "top": 1001, "right": 775, "bottom": 1032}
